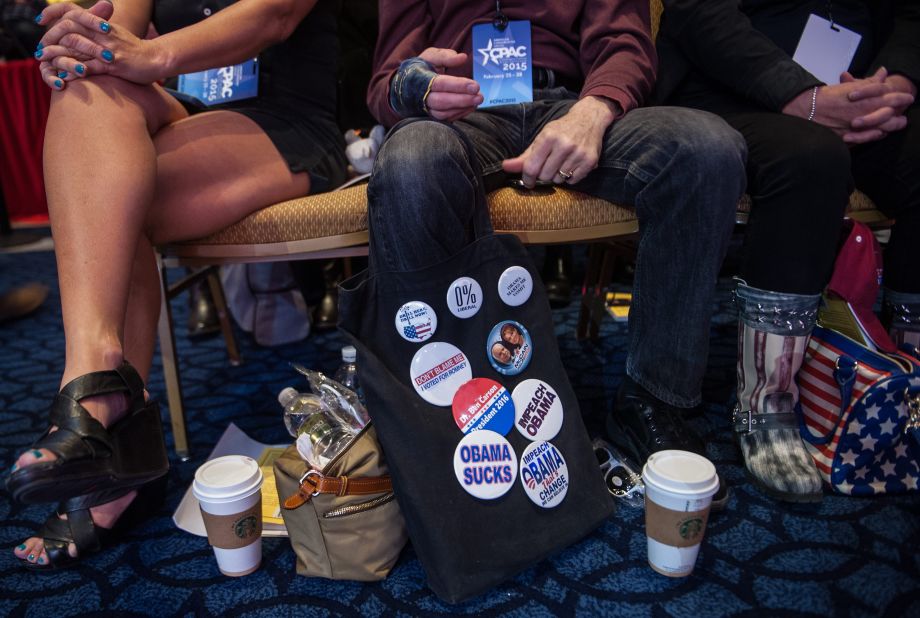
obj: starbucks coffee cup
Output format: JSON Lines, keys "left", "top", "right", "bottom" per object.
{"left": 193, "top": 455, "right": 264, "bottom": 577}
{"left": 641, "top": 450, "right": 719, "bottom": 577}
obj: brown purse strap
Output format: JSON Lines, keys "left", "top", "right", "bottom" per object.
{"left": 283, "top": 470, "right": 393, "bottom": 509}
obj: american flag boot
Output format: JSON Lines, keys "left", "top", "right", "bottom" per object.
{"left": 733, "top": 283, "right": 824, "bottom": 502}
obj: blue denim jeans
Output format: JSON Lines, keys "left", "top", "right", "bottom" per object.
{"left": 367, "top": 90, "right": 747, "bottom": 406}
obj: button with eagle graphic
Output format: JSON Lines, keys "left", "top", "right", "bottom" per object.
{"left": 520, "top": 441, "right": 569, "bottom": 508}
{"left": 395, "top": 301, "right": 437, "bottom": 343}
{"left": 452, "top": 378, "right": 514, "bottom": 436}
{"left": 498, "top": 265, "right": 533, "bottom": 306}
{"left": 512, "top": 379, "right": 563, "bottom": 441}
{"left": 410, "top": 342, "right": 472, "bottom": 406}
{"left": 453, "top": 430, "right": 518, "bottom": 500}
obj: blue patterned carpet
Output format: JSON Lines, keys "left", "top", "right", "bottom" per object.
{"left": 1, "top": 248, "right": 918, "bottom": 617}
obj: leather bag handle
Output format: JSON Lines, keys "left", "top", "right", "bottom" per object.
{"left": 283, "top": 470, "right": 393, "bottom": 509}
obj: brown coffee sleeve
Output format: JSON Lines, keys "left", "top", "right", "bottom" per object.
{"left": 645, "top": 499, "right": 709, "bottom": 548}
{"left": 200, "top": 498, "right": 263, "bottom": 550}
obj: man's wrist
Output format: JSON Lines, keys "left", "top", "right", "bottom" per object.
{"left": 576, "top": 95, "right": 621, "bottom": 127}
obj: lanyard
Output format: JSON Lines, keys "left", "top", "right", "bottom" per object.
{"left": 826, "top": 1, "right": 839, "bottom": 31}
{"left": 493, "top": 0, "right": 508, "bottom": 30}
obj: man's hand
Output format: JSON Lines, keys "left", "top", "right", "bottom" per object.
{"left": 842, "top": 70, "right": 916, "bottom": 143}
{"left": 502, "top": 96, "right": 618, "bottom": 188}
{"left": 418, "top": 47, "right": 483, "bottom": 121}
{"left": 783, "top": 68, "right": 914, "bottom": 144}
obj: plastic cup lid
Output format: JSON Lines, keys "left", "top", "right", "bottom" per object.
{"left": 642, "top": 450, "right": 718, "bottom": 497}
{"left": 193, "top": 455, "right": 264, "bottom": 503}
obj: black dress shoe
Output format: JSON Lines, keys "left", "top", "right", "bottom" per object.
{"left": 187, "top": 280, "right": 220, "bottom": 339}
{"left": 542, "top": 245, "right": 573, "bottom": 308}
{"left": 607, "top": 376, "right": 729, "bottom": 510}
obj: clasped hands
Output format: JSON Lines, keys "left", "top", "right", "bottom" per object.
{"left": 402, "top": 47, "right": 617, "bottom": 188}
{"left": 33, "top": 0, "right": 160, "bottom": 90}
{"left": 784, "top": 67, "right": 916, "bottom": 144}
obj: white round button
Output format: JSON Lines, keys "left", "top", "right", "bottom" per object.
{"left": 446, "top": 277, "right": 483, "bottom": 319}
{"left": 453, "top": 430, "right": 517, "bottom": 500}
{"left": 512, "top": 379, "right": 563, "bottom": 441}
{"left": 498, "top": 266, "right": 533, "bottom": 306}
{"left": 409, "top": 342, "right": 472, "bottom": 406}
{"left": 520, "top": 441, "right": 569, "bottom": 508}
{"left": 395, "top": 301, "right": 437, "bottom": 343}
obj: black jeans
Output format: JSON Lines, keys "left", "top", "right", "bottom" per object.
{"left": 707, "top": 107, "right": 920, "bottom": 295}
{"left": 368, "top": 90, "right": 747, "bottom": 407}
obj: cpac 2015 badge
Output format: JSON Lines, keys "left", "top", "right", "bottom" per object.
{"left": 486, "top": 320, "right": 532, "bottom": 376}
{"left": 453, "top": 430, "right": 518, "bottom": 500}
{"left": 520, "top": 441, "right": 569, "bottom": 508}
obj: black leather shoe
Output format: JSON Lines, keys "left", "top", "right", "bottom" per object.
{"left": 607, "top": 376, "right": 729, "bottom": 510}
{"left": 187, "top": 280, "right": 220, "bottom": 339}
{"left": 542, "top": 245, "right": 573, "bottom": 308}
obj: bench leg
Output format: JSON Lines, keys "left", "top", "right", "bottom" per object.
{"left": 156, "top": 255, "right": 191, "bottom": 461}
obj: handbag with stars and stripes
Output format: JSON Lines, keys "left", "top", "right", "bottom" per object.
{"left": 798, "top": 326, "right": 920, "bottom": 495}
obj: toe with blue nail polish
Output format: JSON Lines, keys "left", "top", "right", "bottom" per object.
{"left": 101, "top": 49, "right": 114, "bottom": 62}
{"left": 76, "top": 64, "right": 85, "bottom": 75}
{"left": 58, "top": 71, "right": 68, "bottom": 79}
{"left": 100, "top": 21, "right": 110, "bottom": 33}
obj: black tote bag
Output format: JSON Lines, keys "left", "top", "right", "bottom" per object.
{"left": 338, "top": 131, "right": 613, "bottom": 603}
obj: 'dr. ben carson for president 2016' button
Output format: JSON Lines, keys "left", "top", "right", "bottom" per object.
{"left": 452, "top": 378, "right": 514, "bottom": 436}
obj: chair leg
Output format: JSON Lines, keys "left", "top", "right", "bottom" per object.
{"left": 206, "top": 269, "right": 241, "bottom": 366}
{"left": 577, "top": 244, "right": 604, "bottom": 341}
{"left": 156, "top": 254, "right": 191, "bottom": 461}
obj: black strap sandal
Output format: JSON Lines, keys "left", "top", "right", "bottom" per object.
{"left": 6, "top": 362, "right": 169, "bottom": 505}
{"left": 20, "top": 477, "right": 168, "bottom": 571}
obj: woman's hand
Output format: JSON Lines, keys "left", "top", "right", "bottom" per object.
{"left": 36, "top": 0, "right": 166, "bottom": 89}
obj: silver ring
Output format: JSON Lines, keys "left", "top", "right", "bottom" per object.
{"left": 558, "top": 169, "right": 574, "bottom": 180}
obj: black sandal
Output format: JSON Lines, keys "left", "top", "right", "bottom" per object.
{"left": 19, "top": 476, "right": 168, "bottom": 571}
{"left": 6, "top": 362, "right": 169, "bottom": 505}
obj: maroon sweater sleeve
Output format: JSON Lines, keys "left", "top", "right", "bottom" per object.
{"left": 579, "top": 0, "right": 657, "bottom": 117}
{"left": 367, "top": 0, "right": 433, "bottom": 127}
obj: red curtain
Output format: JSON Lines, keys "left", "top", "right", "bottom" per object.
{"left": 0, "top": 59, "right": 51, "bottom": 222}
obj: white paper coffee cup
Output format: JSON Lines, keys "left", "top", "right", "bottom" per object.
{"left": 193, "top": 455, "right": 264, "bottom": 577}
{"left": 641, "top": 450, "right": 719, "bottom": 577}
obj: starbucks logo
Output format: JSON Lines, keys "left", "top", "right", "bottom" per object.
{"left": 233, "top": 514, "right": 259, "bottom": 539}
{"left": 678, "top": 517, "right": 704, "bottom": 541}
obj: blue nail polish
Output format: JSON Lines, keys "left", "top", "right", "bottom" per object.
{"left": 10, "top": 463, "right": 17, "bottom": 472}
{"left": 34, "top": 49, "right": 42, "bottom": 59}
{"left": 36, "top": 42, "right": 43, "bottom": 51}
{"left": 54, "top": 80, "right": 62, "bottom": 88}
{"left": 101, "top": 49, "right": 114, "bottom": 62}
{"left": 100, "top": 21, "right": 111, "bottom": 33}
{"left": 75, "top": 64, "right": 85, "bottom": 75}
{"left": 32, "top": 450, "right": 43, "bottom": 458}
{"left": 37, "top": 557, "right": 45, "bottom": 564}
{"left": 28, "top": 553, "right": 35, "bottom": 561}
{"left": 17, "top": 544, "right": 25, "bottom": 550}
{"left": 58, "top": 71, "right": 67, "bottom": 79}
{"left": 34, "top": 14, "right": 42, "bottom": 23}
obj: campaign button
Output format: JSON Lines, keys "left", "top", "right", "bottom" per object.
{"left": 410, "top": 342, "right": 472, "bottom": 406}
{"left": 396, "top": 301, "right": 437, "bottom": 343}
{"left": 446, "top": 276, "right": 483, "bottom": 319}
{"left": 520, "top": 441, "right": 569, "bottom": 508}
{"left": 487, "top": 320, "right": 533, "bottom": 376}
{"left": 512, "top": 379, "right": 563, "bottom": 441}
{"left": 453, "top": 430, "right": 518, "bottom": 500}
{"left": 498, "top": 265, "right": 533, "bottom": 306}
{"left": 452, "top": 378, "right": 514, "bottom": 436}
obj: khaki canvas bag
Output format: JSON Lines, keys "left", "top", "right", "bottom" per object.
{"left": 273, "top": 424, "right": 407, "bottom": 581}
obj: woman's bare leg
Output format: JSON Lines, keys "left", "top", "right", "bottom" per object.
{"left": 14, "top": 77, "right": 311, "bottom": 565}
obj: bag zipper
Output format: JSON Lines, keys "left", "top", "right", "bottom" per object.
{"left": 323, "top": 492, "right": 395, "bottom": 519}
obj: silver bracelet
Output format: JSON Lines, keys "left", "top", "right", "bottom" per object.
{"left": 807, "top": 86, "right": 818, "bottom": 121}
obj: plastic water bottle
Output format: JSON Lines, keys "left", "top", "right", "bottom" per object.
{"left": 333, "top": 345, "right": 361, "bottom": 400}
{"left": 279, "top": 387, "right": 354, "bottom": 469}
